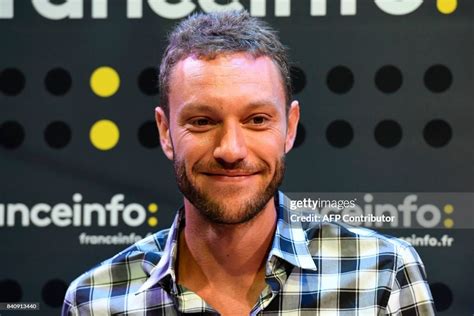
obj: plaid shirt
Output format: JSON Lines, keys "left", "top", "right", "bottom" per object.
{"left": 62, "top": 192, "right": 435, "bottom": 315}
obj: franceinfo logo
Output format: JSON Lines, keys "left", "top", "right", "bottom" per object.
{"left": 286, "top": 193, "right": 474, "bottom": 229}
{"left": 0, "top": 0, "right": 458, "bottom": 20}
{"left": 0, "top": 194, "right": 159, "bottom": 227}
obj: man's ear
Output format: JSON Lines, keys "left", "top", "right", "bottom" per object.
{"left": 284, "top": 100, "right": 300, "bottom": 154}
{"left": 155, "top": 106, "right": 174, "bottom": 160}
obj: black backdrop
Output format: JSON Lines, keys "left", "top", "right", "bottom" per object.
{"left": 1, "top": 1, "right": 473, "bottom": 315}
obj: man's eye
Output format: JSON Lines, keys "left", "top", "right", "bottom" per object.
{"left": 192, "top": 118, "right": 211, "bottom": 126}
{"left": 250, "top": 116, "right": 267, "bottom": 125}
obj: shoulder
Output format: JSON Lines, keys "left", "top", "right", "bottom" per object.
{"left": 62, "top": 228, "right": 171, "bottom": 315}
{"left": 300, "top": 220, "right": 434, "bottom": 313}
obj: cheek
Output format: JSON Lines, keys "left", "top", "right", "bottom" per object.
{"left": 172, "top": 133, "right": 214, "bottom": 164}
{"left": 246, "top": 130, "right": 286, "bottom": 153}
{"left": 246, "top": 132, "right": 286, "bottom": 170}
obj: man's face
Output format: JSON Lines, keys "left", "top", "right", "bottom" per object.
{"left": 156, "top": 52, "right": 299, "bottom": 224}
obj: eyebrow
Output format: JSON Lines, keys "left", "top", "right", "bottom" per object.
{"left": 246, "top": 100, "right": 280, "bottom": 110}
{"left": 179, "top": 103, "right": 217, "bottom": 115}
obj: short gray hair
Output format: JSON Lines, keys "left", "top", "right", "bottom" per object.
{"left": 159, "top": 10, "right": 292, "bottom": 117}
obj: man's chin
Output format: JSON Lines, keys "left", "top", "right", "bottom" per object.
{"left": 197, "top": 203, "right": 266, "bottom": 225}
{"left": 189, "top": 191, "right": 273, "bottom": 225}
{"left": 175, "top": 155, "right": 286, "bottom": 225}
{"left": 200, "top": 185, "right": 256, "bottom": 198}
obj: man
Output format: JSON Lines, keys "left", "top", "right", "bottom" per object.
{"left": 62, "top": 10, "right": 435, "bottom": 315}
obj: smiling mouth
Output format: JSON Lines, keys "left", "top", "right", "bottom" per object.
{"left": 202, "top": 171, "right": 259, "bottom": 181}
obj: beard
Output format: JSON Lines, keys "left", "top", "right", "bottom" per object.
{"left": 173, "top": 156, "right": 285, "bottom": 225}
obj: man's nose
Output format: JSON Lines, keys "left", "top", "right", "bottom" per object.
{"left": 213, "top": 122, "right": 248, "bottom": 164}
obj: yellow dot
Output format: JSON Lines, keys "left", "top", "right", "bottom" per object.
{"left": 444, "top": 204, "right": 454, "bottom": 214}
{"left": 90, "top": 120, "right": 120, "bottom": 151}
{"left": 148, "top": 203, "right": 158, "bottom": 213}
{"left": 148, "top": 217, "right": 158, "bottom": 227}
{"left": 443, "top": 218, "right": 454, "bottom": 228}
{"left": 90, "top": 66, "right": 120, "bottom": 97}
{"left": 437, "top": 0, "right": 457, "bottom": 14}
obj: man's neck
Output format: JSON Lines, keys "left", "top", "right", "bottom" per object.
{"left": 176, "top": 197, "right": 277, "bottom": 316}
{"left": 179, "top": 197, "right": 277, "bottom": 280}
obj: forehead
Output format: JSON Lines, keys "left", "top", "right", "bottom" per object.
{"left": 176, "top": 52, "right": 279, "bottom": 80}
{"left": 167, "top": 53, "right": 286, "bottom": 113}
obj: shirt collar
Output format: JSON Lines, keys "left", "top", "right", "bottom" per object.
{"left": 268, "top": 191, "right": 318, "bottom": 271}
{"left": 135, "top": 191, "right": 317, "bottom": 295}
{"left": 135, "top": 207, "right": 183, "bottom": 295}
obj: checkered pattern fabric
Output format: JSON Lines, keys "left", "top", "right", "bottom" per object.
{"left": 62, "top": 191, "right": 435, "bottom": 315}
